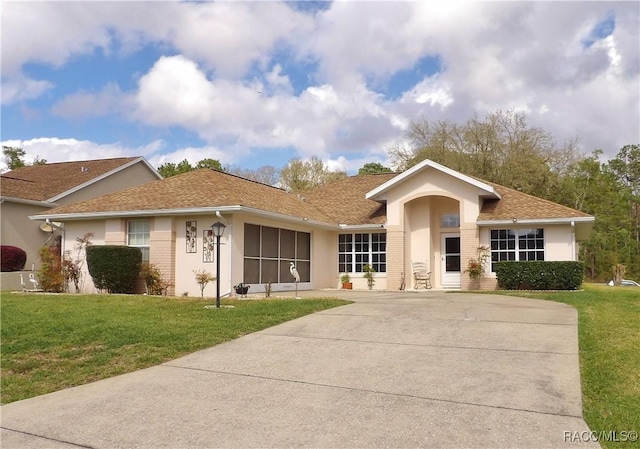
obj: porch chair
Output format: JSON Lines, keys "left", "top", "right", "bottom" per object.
{"left": 412, "top": 261, "right": 432, "bottom": 289}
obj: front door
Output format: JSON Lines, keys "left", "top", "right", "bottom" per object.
{"left": 441, "top": 234, "right": 461, "bottom": 289}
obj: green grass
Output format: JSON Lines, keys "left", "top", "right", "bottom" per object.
{"left": 0, "top": 293, "right": 349, "bottom": 404}
{"left": 500, "top": 284, "right": 640, "bottom": 448}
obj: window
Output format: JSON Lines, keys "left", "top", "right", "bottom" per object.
{"left": 128, "top": 220, "right": 150, "bottom": 262}
{"left": 441, "top": 214, "right": 460, "bottom": 228}
{"left": 339, "top": 232, "right": 386, "bottom": 273}
{"left": 490, "top": 228, "right": 544, "bottom": 271}
{"left": 243, "top": 224, "right": 311, "bottom": 284}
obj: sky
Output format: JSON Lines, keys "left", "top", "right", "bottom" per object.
{"left": 1, "top": 1, "right": 639, "bottom": 175}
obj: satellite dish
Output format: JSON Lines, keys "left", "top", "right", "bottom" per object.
{"left": 39, "top": 221, "right": 62, "bottom": 232}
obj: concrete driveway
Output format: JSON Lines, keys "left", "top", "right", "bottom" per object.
{"left": 1, "top": 291, "right": 597, "bottom": 448}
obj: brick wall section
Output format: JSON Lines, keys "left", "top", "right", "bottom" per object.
{"left": 386, "top": 226, "right": 405, "bottom": 291}
{"left": 459, "top": 223, "right": 480, "bottom": 290}
{"left": 150, "top": 229, "right": 176, "bottom": 296}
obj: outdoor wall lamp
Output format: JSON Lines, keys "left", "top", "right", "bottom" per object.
{"left": 210, "top": 221, "right": 226, "bottom": 308}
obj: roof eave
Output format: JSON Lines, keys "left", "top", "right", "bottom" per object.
{"left": 31, "top": 205, "right": 339, "bottom": 229}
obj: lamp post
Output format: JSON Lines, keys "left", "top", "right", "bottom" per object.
{"left": 211, "top": 221, "right": 226, "bottom": 308}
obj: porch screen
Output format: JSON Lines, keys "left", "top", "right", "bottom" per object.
{"left": 243, "top": 224, "right": 311, "bottom": 284}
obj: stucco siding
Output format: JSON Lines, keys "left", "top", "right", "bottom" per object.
{"left": 545, "top": 224, "right": 575, "bottom": 261}
{"left": 1, "top": 201, "right": 51, "bottom": 271}
{"left": 384, "top": 168, "right": 482, "bottom": 226}
{"left": 174, "top": 215, "right": 230, "bottom": 299}
{"left": 54, "top": 162, "right": 159, "bottom": 205}
{"left": 313, "top": 229, "right": 337, "bottom": 289}
{"left": 61, "top": 220, "right": 106, "bottom": 294}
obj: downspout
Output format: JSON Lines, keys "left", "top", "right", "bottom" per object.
{"left": 571, "top": 221, "right": 576, "bottom": 261}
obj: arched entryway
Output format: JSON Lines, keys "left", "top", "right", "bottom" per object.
{"left": 404, "top": 195, "right": 461, "bottom": 289}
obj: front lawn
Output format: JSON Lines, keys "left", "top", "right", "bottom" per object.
{"left": 503, "top": 284, "right": 639, "bottom": 448}
{"left": 0, "top": 293, "right": 349, "bottom": 404}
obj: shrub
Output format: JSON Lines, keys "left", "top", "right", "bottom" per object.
{"left": 1, "top": 245, "right": 27, "bottom": 272}
{"left": 141, "top": 263, "right": 172, "bottom": 295}
{"left": 38, "top": 245, "right": 64, "bottom": 292}
{"left": 494, "top": 261, "right": 584, "bottom": 290}
{"left": 86, "top": 246, "right": 142, "bottom": 294}
{"left": 194, "top": 269, "right": 216, "bottom": 298}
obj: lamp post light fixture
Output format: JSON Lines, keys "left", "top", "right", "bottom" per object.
{"left": 211, "top": 221, "right": 226, "bottom": 308}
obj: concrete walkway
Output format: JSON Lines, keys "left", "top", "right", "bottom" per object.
{"left": 1, "top": 291, "right": 597, "bottom": 448}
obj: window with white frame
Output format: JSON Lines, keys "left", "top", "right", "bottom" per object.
{"left": 128, "top": 220, "right": 150, "bottom": 262}
{"left": 339, "top": 232, "right": 386, "bottom": 273}
{"left": 490, "top": 228, "right": 544, "bottom": 271}
{"left": 441, "top": 213, "right": 460, "bottom": 228}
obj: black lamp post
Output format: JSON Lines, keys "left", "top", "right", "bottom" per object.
{"left": 211, "top": 221, "right": 226, "bottom": 308}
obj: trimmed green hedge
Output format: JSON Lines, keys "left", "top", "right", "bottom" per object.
{"left": 494, "top": 261, "right": 584, "bottom": 290}
{"left": 86, "top": 246, "right": 142, "bottom": 293}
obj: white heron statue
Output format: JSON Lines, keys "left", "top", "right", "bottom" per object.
{"left": 289, "top": 262, "right": 300, "bottom": 299}
{"left": 29, "top": 273, "right": 39, "bottom": 290}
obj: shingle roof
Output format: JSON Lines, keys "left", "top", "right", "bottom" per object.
{"left": 1, "top": 157, "right": 142, "bottom": 202}
{"left": 478, "top": 181, "right": 592, "bottom": 220}
{"left": 303, "top": 173, "right": 396, "bottom": 225}
{"left": 39, "top": 163, "right": 591, "bottom": 225}
{"left": 43, "top": 168, "right": 335, "bottom": 223}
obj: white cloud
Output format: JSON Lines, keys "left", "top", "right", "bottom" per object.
{"left": 1, "top": 1, "right": 638, "bottom": 169}
{"left": 0, "top": 138, "right": 164, "bottom": 172}
{"left": 148, "top": 145, "right": 229, "bottom": 170}
{"left": 1, "top": 77, "right": 54, "bottom": 105}
{"left": 51, "top": 83, "right": 124, "bottom": 119}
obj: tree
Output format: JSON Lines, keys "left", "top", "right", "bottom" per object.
{"left": 607, "top": 144, "right": 640, "bottom": 280}
{"left": 279, "top": 156, "right": 347, "bottom": 193}
{"left": 230, "top": 165, "right": 279, "bottom": 185}
{"left": 358, "top": 162, "right": 393, "bottom": 175}
{"left": 2, "top": 146, "right": 47, "bottom": 170}
{"left": 195, "top": 158, "right": 224, "bottom": 171}
{"left": 3, "top": 146, "right": 26, "bottom": 169}
{"left": 157, "top": 159, "right": 196, "bottom": 177}
{"left": 157, "top": 158, "right": 225, "bottom": 177}
{"left": 389, "top": 110, "right": 580, "bottom": 199}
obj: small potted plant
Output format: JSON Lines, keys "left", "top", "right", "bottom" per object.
{"left": 234, "top": 282, "right": 250, "bottom": 297}
{"left": 340, "top": 273, "right": 352, "bottom": 289}
{"left": 363, "top": 264, "right": 375, "bottom": 290}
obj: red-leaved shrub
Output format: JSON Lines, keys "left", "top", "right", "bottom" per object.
{"left": 1, "top": 245, "right": 27, "bottom": 272}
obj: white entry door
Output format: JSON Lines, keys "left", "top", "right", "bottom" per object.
{"left": 441, "top": 234, "right": 461, "bottom": 289}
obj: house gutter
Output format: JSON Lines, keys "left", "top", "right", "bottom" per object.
{"left": 475, "top": 216, "right": 594, "bottom": 226}
{"left": 338, "top": 223, "right": 386, "bottom": 231}
{"left": 30, "top": 205, "right": 339, "bottom": 229}
{"left": 2, "top": 196, "right": 57, "bottom": 207}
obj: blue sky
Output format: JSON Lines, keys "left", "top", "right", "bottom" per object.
{"left": 1, "top": 1, "right": 638, "bottom": 175}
